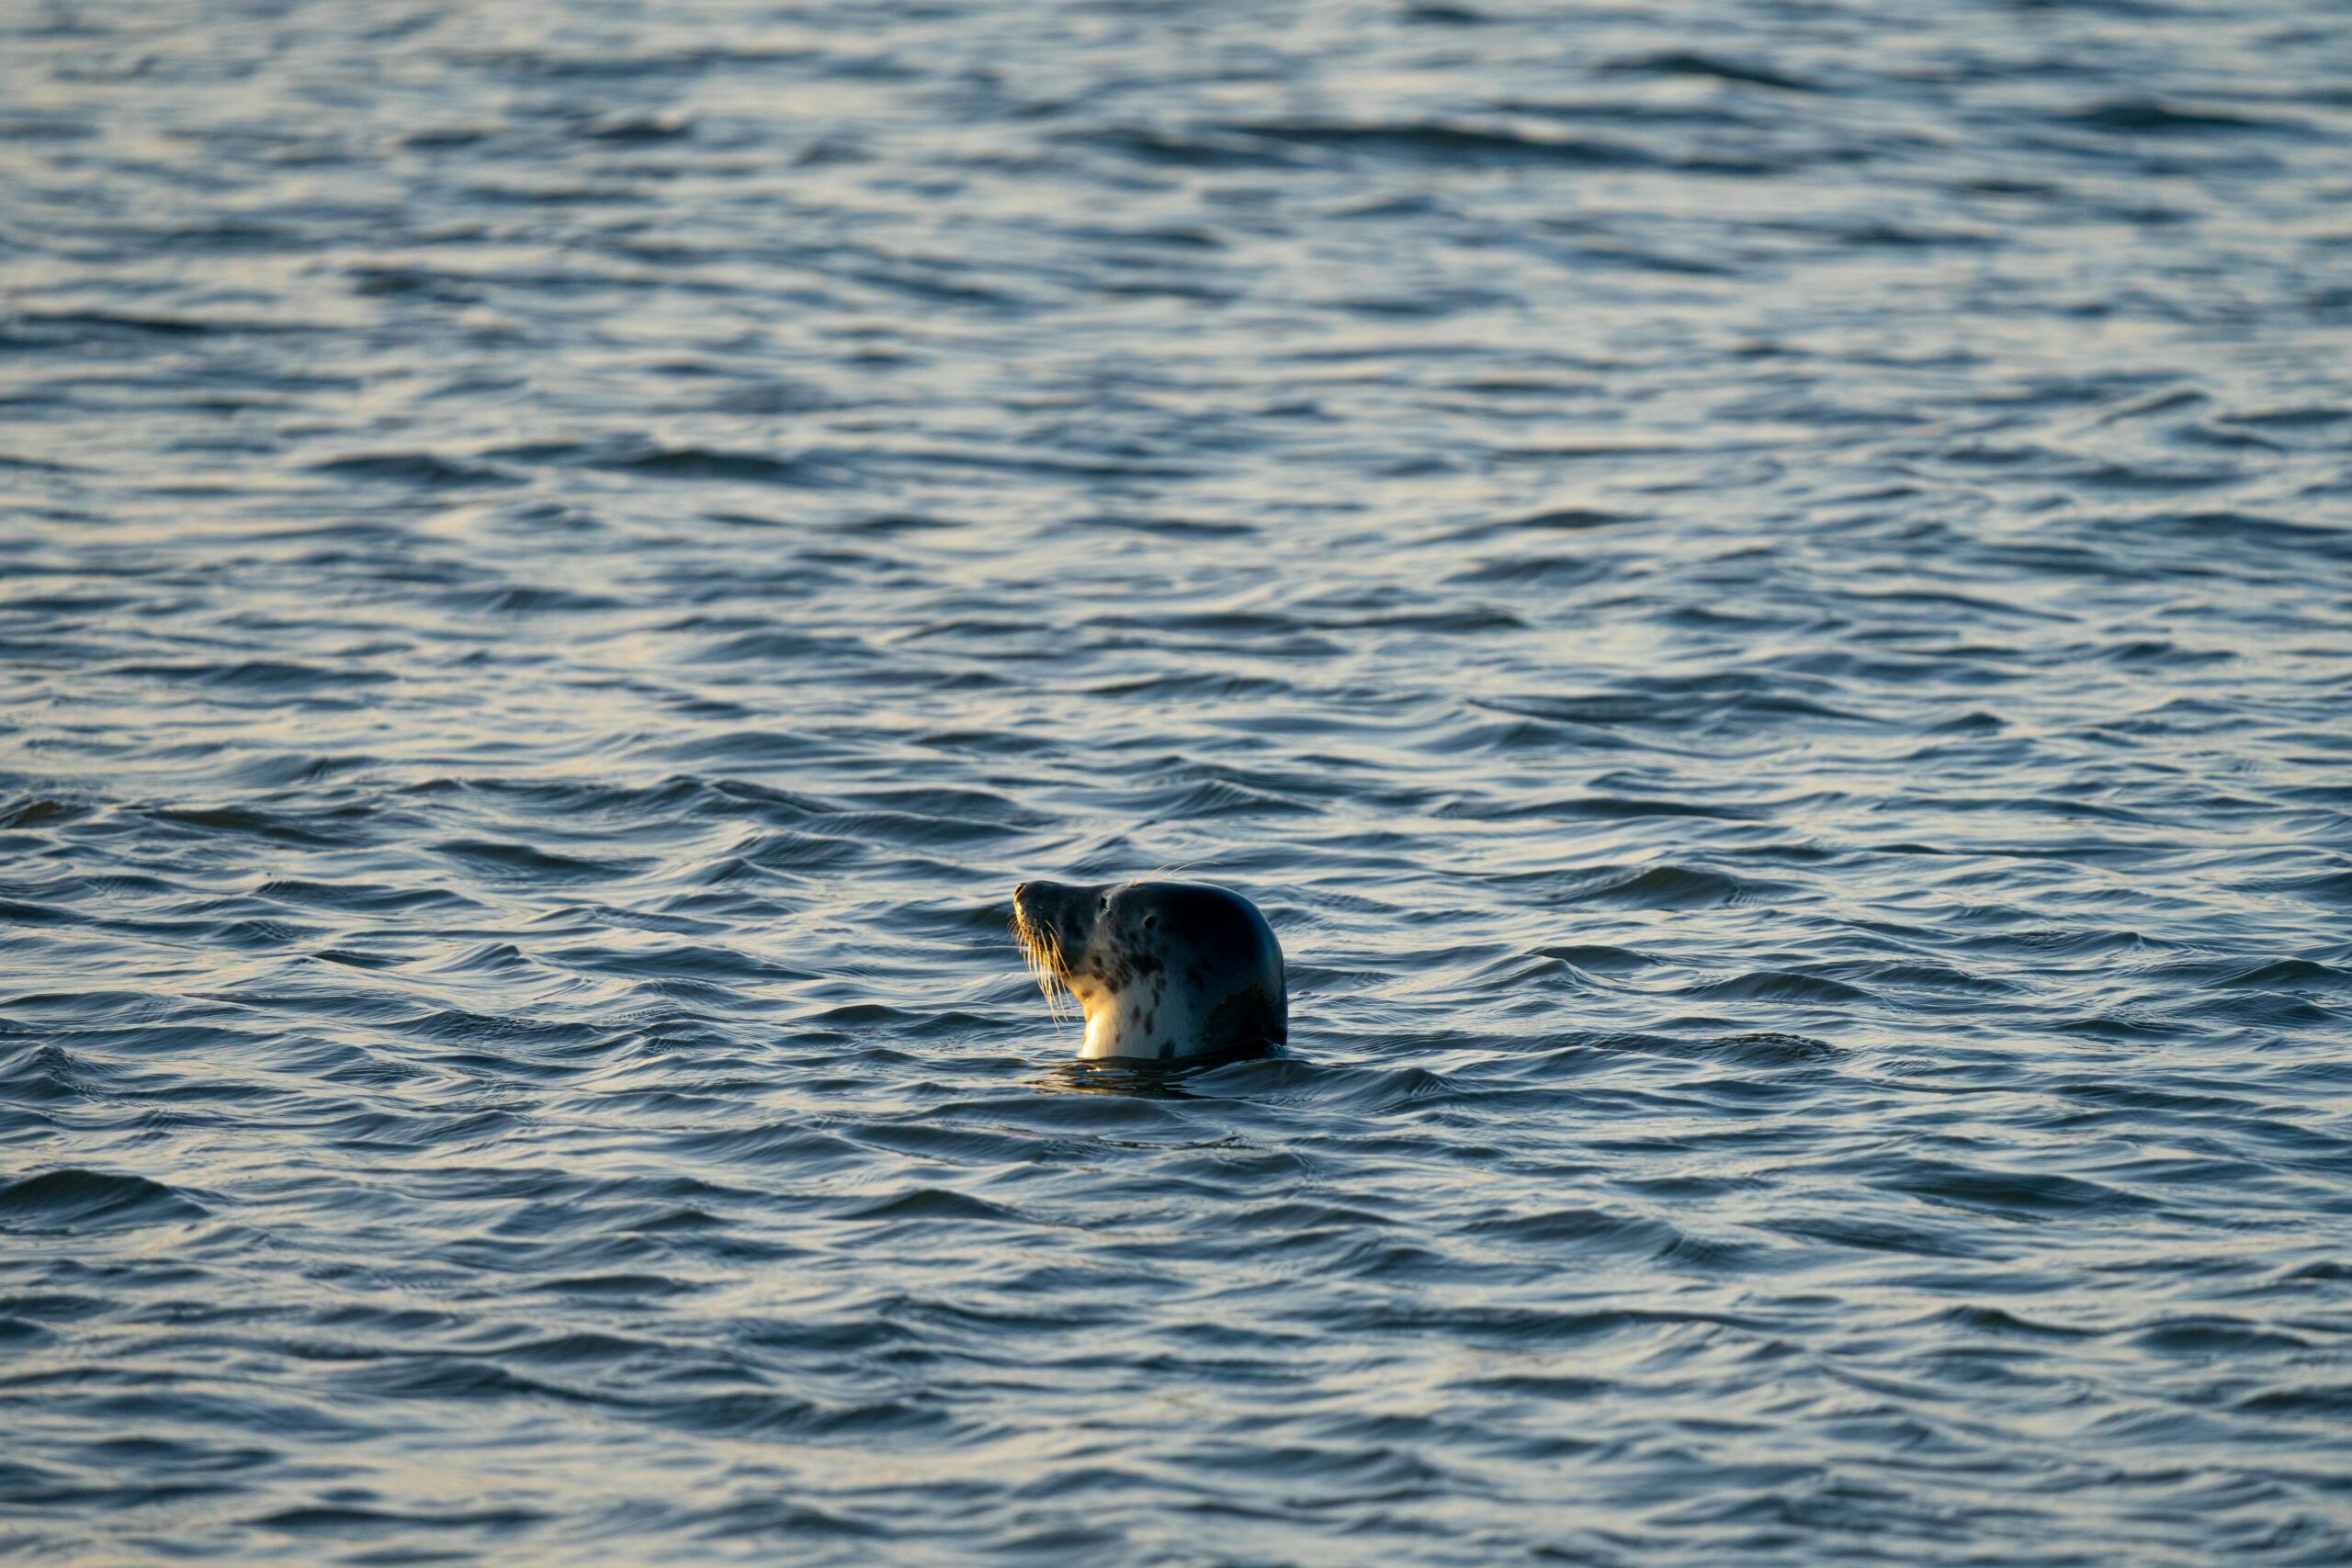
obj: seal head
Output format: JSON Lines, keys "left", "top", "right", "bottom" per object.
{"left": 1012, "top": 880, "right": 1286, "bottom": 1061}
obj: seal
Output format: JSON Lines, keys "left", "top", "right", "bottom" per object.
{"left": 1012, "top": 880, "right": 1286, "bottom": 1061}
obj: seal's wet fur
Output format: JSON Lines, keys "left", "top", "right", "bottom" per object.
{"left": 1012, "top": 880, "right": 1285, "bottom": 1061}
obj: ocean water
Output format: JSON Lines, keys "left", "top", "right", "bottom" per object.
{"left": 5, "top": 0, "right": 2352, "bottom": 1562}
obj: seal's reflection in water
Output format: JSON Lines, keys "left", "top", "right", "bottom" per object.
{"left": 1035, "top": 1041, "right": 1284, "bottom": 1100}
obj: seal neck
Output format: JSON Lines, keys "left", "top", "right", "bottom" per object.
{"left": 1081, "top": 1007, "right": 1119, "bottom": 1059}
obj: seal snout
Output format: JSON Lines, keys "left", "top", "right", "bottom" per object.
{"left": 1011, "top": 879, "right": 1066, "bottom": 942}
{"left": 1012, "top": 878, "right": 1093, "bottom": 1026}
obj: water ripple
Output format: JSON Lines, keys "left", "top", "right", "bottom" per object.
{"left": 6, "top": 0, "right": 2352, "bottom": 1562}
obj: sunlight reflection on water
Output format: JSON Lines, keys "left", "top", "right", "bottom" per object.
{"left": 4, "top": 0, "right": 2352, "bottom": 1562}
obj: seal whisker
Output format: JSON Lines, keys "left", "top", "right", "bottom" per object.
{"left": 1011, "top": 905, "right": 1075, "bottom": 1031}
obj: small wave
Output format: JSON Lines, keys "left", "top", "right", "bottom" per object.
{"left": 435, "top": 585, "right": 626, "bottom": 615}
{"left": 1445, "top": 506, "right": 1638, "bottom": 541}
{"left": 0, "top": 797, "right": 95, "bottom": 829}
{"left": 312, "top": 452, "right": 520, "bottom": 487}
{"left": 2220, "top": 958, "right": 2350, "bottom": 991}
{"left": 1533, "top": 943, "right": 1658, "bottom": 973}
{"left": 1882, "top": 1159, "right": 2154, "bottom": 1218}
{"left": 1604, "top": 50, "right": 1817, "bottom": 92}
{"left": 1577, "top": 864, "right": 1765, "bottom": 909}
{"left": 1685, "top": 970, "right": 1872, "bottom": 1005}
{"left": 670, "top": 1122, "right": 865, "bottom": 1168}
{"left": 0, "top": 1169, "right": 205, "bottom": 1231}
{"left": 2062, "top": 98, "right": 2309, "bottom": 136}
{"left": 1927, "top": 1304, "right": 2095, "bottom": 1339}
{"left": 2130, "top": 1317, "right": 2310, "bottom": 1356}
{"left": 1078, "top": 513, "right": 1259, "bottom": 539}
{"left": 2256, "top": 868, "right": 2352, "bottom": 906}
{"left": 660, "top": 1391, "right": 957, "bottom": 1442}
{"left": 1463, "top": 1205, "right": 1680, "bottom": 1254}
{"left": 2233, "top": 1383, "right": 2352, "bottom": 1417}
{"left": 843, "top": 1188, "right": 1022, "bottom": 1224}
{"left": 149, "top": 806, "right": 348, "bottom": 845}
{"left": 1448, "top": 554, "right": 1613, "bottom": 588}
{"left": 256, "top": 878, "right": 481, "bottom": 914}
{"left": 1220, "top": 118, "right": 1658, "bottom": 167}
{"left": 592, "top": 447, "right": 842, "bottom": 486}
{"left": 433, "top": 839, "right": 633, "bottom": 882}
{"left": 257, "top": 1504, "right": 548, "bottom": 1536}
{"left": 1440, "top": 793, "right": 1758, "bottom": 822}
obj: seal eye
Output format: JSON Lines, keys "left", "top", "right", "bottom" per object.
{"left": 1144, "top": 914, "right": 1157, "bottom": 930}
{"left": 1100, "top": 895, "right": 1112, "bottom": 912}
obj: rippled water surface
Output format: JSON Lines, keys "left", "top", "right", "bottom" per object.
{"left": 6, "top": 1, "right": 2352, "bottom": 1562}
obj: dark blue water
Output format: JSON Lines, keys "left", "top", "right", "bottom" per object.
{"left": 6, "top": 1, "right": 2352, "bottom": 1562}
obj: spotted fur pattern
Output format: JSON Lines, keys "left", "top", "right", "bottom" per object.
{"left": 1011, "top": 880, "right": 1285, "bottom": 1061}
